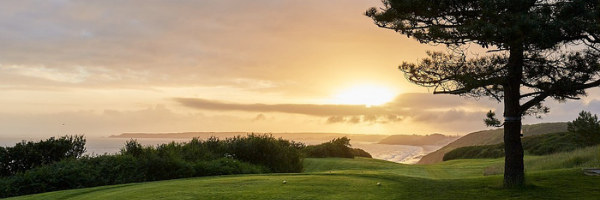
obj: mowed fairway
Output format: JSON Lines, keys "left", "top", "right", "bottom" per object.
{"left": 8, "top": 157, "right": 600, "bottom": 200}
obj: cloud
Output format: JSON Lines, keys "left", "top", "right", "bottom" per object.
{"left": 0, "top": 0, "right": 415, "bottom": 95}
{"left": 385, "top": 114, "right": 404, "bottom": 122}
{"left": 0, "top": 105, "right": 259, "bottom": 138}
{"left": 4, "top": 93, "right": 598, "bottom": 137}
{"left": 252, "top": 114, "right": 268, "bottom": 122}
{"left": 326, "top": 116, "right": 346, "bottom": 123}
{"left": 174, "top": 98, "right": 387, "bottom": 117}
{"left": 326, "top": 115, "right": 402, "bottom": 124}
{"left": 174, "top": 93, "right": 498, "bottom": 125}
{"left": 348, "top": 116, "right": 361, "bottom": 124}
{"left": 385, "top": 93, "right": 499, "bottom": 110}
{"left": 1, "top": 65, "right": 90, "bottom": 83}
{"left": 4, "top": 0, "right": 599, "bottom": 136}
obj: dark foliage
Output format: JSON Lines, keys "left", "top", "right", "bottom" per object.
{"left": 351, "top": 148, "right": 373, "bottom": 158}
{"left": 367, "top": 0, "right": 600, "bottom": 187}
{"left": 443, "top": 144, "right": 505, "bottom": 161}
{"left": 568, "top": 111, "right": 600, "bottom": 145}
{"left": 0, "top": 134, "right": 302, "bottom": 198}
{"left": 522, "top": 132, "right": 583, "bottom": 156}
{"left": 0, "top": 135, "right": 85, "bottom": 177}
{"left": 223, "top": 134, "right": 304, "bottom": 173}
{"left": 0, "top": 155, "right": 265, "bottom": 198}
{"left": 302, "top": 137, "right": 371, "bottom": 158}
{"left": 120, "top": 134, "right": 303, "bottom": 173}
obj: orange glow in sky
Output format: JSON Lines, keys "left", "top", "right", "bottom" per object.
{"left": 0, "top": 0, "right": 594, "bottom": 139}
{"left": 331, "top": 85, "right": 397, "bottom": 107}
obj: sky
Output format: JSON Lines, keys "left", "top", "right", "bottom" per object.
{"left": 2, "top": 0, "right": 600, "bottom": 139}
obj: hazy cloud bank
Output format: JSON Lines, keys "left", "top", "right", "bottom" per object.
{"left": 174, "top": 98, "right": 387, "bottom": 116}
{"left": 2, "top": 93, "right": 599, "bottom": 137}
{"left": 0, "top": 105, "right": 251, "bottom": 138}
{"left": 174, "top": 93, "right": 499, "bottom": 125}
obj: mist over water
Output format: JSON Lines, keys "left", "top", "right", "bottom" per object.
{"left": 1, "top": 138, "right": 442, "bottom": 164}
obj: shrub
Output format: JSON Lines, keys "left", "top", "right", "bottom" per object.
{"left": 568, "top": 111, "right": 600, "bottom": 146}
{"left": 0, "top": 135, "right": 86, "bottom": 177}
{"left": 223, "top": 134, "right": 303, "bottom": 173}
{"left": 352, "top": 148, "right": 373, "bottom": 158}
{"left": 120, "top": 139, "right": 144, "bottom": 157}
{"left": 0, "top": 134, "right": 302, "bottom": 198}
{"left": 119, "top": 134, "right": 303, "bottom": 173}
{"left": 302, "top": 137, "right": 356, "bottom": 158}
{"left": 0, "top": 154, "right": 268, "bottom": 198}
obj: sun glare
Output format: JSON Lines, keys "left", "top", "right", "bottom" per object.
{"left": 333, "top": 85, "right": 396, "bottom": 107}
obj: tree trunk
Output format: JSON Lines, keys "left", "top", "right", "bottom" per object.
{"left": 503, "top": 45, "right": 525, "bottom": 188}
{"left": 503, "top": 115, "right": 524, "bottom": 187}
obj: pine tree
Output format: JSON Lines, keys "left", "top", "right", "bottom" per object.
{"left": 568, "top": 111, "right": 600, "bottom": 145}
{"left": 367, "top": 0, "right": 600, "bottom": 187}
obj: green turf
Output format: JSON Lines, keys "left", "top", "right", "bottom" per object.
{"left": 481, "top": 145, "right": 600, "bottom": 175}
{"left": 7, "top": 148, "right": 600, "bottom": 200}
{"left": 304, "top": 157, "right": 503, "bottom": 179}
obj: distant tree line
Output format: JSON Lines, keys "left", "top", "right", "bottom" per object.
{"left": 0, "top": 134, "right": 302, "bottom": 198}
{"left": 444, "top": 111, "right": 600, "bottom": 161}
{"left": 0, "top": 135, "right": 86, "bottom": 177}
{"left": 0, "top": 134, "right": 371, "bottom": 198}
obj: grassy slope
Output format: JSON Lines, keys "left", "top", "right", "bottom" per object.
{"left": 480, "top": 145, "right": 600, "bottom": 175}
{"left": 418, "top": 122, "right": 568, "bottom": 164}
{"left": 10, "top": 145, "right": 599, "bottom": 200}
{"left": 377, "top": 134, "right": 459, "bottom": 146}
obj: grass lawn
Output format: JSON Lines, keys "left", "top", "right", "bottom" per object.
{"left": 8, "top": 153, "right": 599, "bottom": 200}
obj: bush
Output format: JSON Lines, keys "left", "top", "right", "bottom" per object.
{"left": 223, "top": 134, "right": 304, "bottom": 173}
{"left": 0, "top": 134, "right": 302, "bottom": 198}
{"left": 302, "top": 137, "right": 361, "bottom": 158}
{"left": 352, "top": 148, "right": 373, "bottom": 158}
{"left": 0, "top": 154, "right": 268, "bottom": 198}
{"left": 0, "top": 135, "right": 86, "bottom": 177}
{"left": 120, "top": 134, "right": 304, "bottom": 173}
{"left": 568, "top": 111, "right": 600, "bottom": 146}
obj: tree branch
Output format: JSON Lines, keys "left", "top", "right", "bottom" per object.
{"left": 520, "top": 93, "right": 549, "bottom": 116}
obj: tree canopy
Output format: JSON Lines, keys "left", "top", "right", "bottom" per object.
{"left": 367, "top": 0, "right": 600, "bottom": 116}
{"left": 367, "top": 0, "right": 600, "bottom": 187}
{"left": 568, "top": 110, "right": 600, "bottom": 145}
{"left": 366, "top": 0, "right": 600, "bottom": 49}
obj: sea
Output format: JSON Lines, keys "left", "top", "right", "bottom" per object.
{"left": 0, "top": 137, "right": 442, "bottom": 164}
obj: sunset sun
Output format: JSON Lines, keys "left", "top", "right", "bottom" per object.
{"left": 332, "top": 85, "right": 396, "bottom": 107}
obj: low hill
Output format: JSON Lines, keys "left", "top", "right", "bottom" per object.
{"left": 378, "top": 133, "right": 459, "bottom": 146}
{"left": 417, "top": 122, "right": 568, "bottom": 164}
